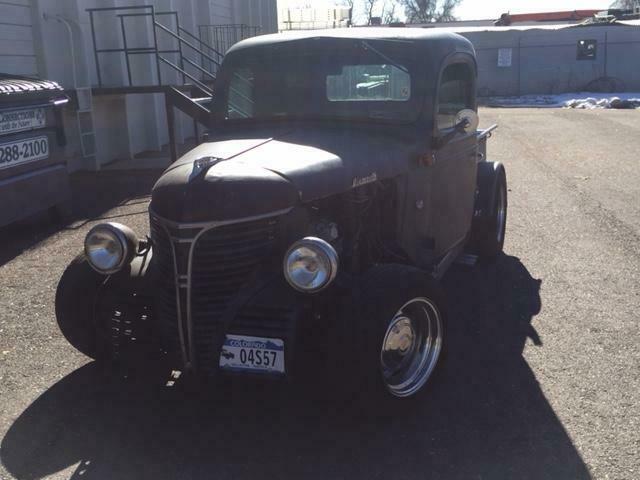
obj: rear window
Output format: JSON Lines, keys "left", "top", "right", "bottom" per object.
{"left": 326, "top": 64, "right": 411, "bottom": 102}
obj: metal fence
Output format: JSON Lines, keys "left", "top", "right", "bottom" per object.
{"left": 198, "top": 24, "right": 261, "bottom": 56}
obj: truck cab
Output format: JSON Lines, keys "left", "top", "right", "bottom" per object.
{"left": 56, "top": 29, "right": 507, "bottom": 402}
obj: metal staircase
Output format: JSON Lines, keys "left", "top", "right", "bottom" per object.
{"left": 86, "top": 5, "right": 260, "bottom": 162}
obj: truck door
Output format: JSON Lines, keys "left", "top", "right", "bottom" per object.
{"left": 430, "top": 61, "right": 478, "bottom": 257}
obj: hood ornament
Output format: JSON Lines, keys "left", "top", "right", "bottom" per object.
{"left": 190, "top": 156, "right": 222, "bottom": 182}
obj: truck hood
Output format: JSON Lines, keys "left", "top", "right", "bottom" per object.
{"left": 151, "top": 127, "right": 417, "bottom": 223}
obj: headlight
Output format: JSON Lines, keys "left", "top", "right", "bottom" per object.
{"left": 84, "top": 223, "right": 138, "bottom": 274}
{"left": 284, "top": 237, "right": 338, "bottom": 292}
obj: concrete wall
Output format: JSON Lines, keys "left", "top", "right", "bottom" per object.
{"left": 460, "top": 25, "right": 640, "bottom": 97}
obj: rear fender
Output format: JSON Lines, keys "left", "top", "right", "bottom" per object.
{"left": 474, "top": 161, "right": 505, "bottom": 220}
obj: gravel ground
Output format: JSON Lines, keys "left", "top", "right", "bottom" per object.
{"left": 1, "top": 108, "right": 639, "bottom": 479}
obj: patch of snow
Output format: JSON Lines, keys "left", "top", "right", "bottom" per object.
{"left": 482, "top": 92, "right": 640, "bottom": 109}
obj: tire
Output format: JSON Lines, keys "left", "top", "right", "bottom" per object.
{"left": 49, "top": 198, "right": 73, "bottom": 224}
{"left": 330, "top": 264, "right": 447, "bottom": 404}
{"left": 471, "top": 165, "right": 507, "bottom": 260}
{"left": 55, "top": 254, "right": 107, "bottom": 359}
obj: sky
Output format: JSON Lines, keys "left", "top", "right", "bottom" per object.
{"left": 280, "top": 0, "right": 616, "bottom": 21}
{"left": 455, "top": 0, "right": 613, "bottom": 20}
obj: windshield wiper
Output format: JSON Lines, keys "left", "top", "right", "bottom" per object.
{"left": 360, "top": 40, "right": 409, "bottom": 74}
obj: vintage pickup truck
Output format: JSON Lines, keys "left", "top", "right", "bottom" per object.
{"left": 56, "top": 29, "right": 506, "bottom": 401}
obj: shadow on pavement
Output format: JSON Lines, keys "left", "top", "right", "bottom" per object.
{"left": 1, "top": 255, "right": 590, "bottom": 480}
{"left": 0, "top": 170, "right": 161, "bottom": 268}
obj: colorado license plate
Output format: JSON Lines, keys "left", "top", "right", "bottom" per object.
{"left": 0, "top": 136, "right": 49, "bottom": 169}
{"left": 219, "top": 335, "right": 285, "bottom": 374}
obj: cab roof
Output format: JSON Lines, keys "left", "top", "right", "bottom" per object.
{"left": 227, "top": 27, "right": 476, "bottom": 60}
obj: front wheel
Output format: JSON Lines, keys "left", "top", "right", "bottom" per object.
{"left": 331, "top": 264, "right": 447, "bottom": 402}
{"left": 55, "top": 254, "right": 106, "bottom": 359}
{"left": 380, "top": 295, "right": 444, "bottom": 397}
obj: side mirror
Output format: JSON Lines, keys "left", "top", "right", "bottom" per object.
{"left": 433, "top": 109, "right": 479, "bottom": 149}
{"left": 455, "top": 109, "right": 479, "bottom": 134}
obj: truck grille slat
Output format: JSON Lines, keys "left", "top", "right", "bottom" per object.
{"left": 191, "top": 218, "right": 279, "bottom": 373}
{"left": 150, "top": 213, "right": 283, "bottom": 375}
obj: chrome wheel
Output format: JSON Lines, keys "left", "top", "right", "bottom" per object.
{"left": 380, "top": 297, "right": 443, "bottom": 398}
{"left": 496, "top": 184, "right": 506, "bottom": 244}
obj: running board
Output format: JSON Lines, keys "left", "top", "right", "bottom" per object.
{"left": 455, "top": 253, "right": 478, "bottom": 267}
{"left": 431, "top": 241, "right": 469, "bottom": 281}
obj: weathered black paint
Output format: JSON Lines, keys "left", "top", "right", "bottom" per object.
{"left": 151, "top": 125, "right": 420, "bottom": 223}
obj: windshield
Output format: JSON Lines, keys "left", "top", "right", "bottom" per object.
{"left": 213, "top": 40, "right": 423, "bottom": 124}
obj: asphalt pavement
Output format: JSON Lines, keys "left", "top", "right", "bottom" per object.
{"left": 0, "top": 108, "right": 639, "bottom": 479}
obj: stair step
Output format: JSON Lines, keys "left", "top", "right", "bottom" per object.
{"left": 134, "top": 149, "right": 163, "bottom": 159}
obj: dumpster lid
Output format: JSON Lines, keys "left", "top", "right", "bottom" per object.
{"left": 0, "top": 73, "right": 65, "bottom": 106}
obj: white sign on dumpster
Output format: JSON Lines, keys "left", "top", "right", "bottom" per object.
{"left": 0, "top": 108, "right": 46, "bottom": 135}
{"left": 498, "top": 48, "right": 513, "bottom": 67}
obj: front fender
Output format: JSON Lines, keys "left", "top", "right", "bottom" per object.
{"left": 55, "top": 249, "right": 157, "bottom": 361}
{"left": 103, "top": 248, "right": 155, "bottom": 295}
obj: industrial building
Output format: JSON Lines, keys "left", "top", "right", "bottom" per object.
{"left": 2, "top": 2, "right": 638, "bottom": 171}
{"left": 1, "top": 0, "right": 277, "bottom": 172}
{"left": 452, "top": 20, "right": 640, "bottom": 97}
{"left": 278, "top": 2, "right": 351, "bottom": 31}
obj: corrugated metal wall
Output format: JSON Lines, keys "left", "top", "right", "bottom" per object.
{"left": 25, "top": 0, "right": 278, "bottom": 171}
{"left": 0, "top": 0, "right": 39, "bottom": 76}
{"left": 461, "top": 25, "right": 640, "bottom": 96}
{"left": 232, "top": 0, "right": 278, "bottom": 35}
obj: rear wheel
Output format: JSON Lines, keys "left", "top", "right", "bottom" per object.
{"left": 471, "top": 167, "right": 507, "bottom": 259}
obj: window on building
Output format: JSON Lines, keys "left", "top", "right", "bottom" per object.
{"left": 577, "top": 39, "right": 597, "bottom": 60}
{"left": 437, "top": 63, "right": 473, "bottom": 130}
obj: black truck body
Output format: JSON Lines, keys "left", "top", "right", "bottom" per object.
{"left": 56, "top": 29, "right": 506, "bottom": 400}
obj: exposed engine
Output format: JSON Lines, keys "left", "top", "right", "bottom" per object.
{"left": 308, "top": 180, "right": 407, "bottom": 274}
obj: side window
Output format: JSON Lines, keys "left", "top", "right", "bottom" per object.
{"left": 227, "top": 68, "right": 255, "bottom": 119}
{"left": 437, "top": 63, "right": 473, "bottom": 130}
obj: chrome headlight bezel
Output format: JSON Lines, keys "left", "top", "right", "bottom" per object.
{"left": 283, "top": 237, "right": 339, "bottom": 293}
{"left": 84, "top": 222, "right": 138, "bottom": 274}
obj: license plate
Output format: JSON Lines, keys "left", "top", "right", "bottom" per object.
{"left": 0, "top": 136, "right": 49, "bottom": 169}
{"left": 219, "top": 335, "right": 285, "bottom": 374}
{"left": 0, "top": 108, "right": 45, "bottom": 135}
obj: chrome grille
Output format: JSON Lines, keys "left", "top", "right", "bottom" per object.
{"left": 149, "top": 212, "right": 282, "bottom": 373}
{"left": 149, "top": 216, "right": 181, "bottom": 353}
{"left": 191, "top": 219, "right": 278, "bottom": 373}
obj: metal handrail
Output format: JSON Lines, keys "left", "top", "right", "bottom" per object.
{"left": 198, "top": 24, "right": 261, "bottom": 53}
{"left": 178, "top": 26, "right": 224, "bottom": 62}
{"left": 88, "top": 5, "right": 221, "bottom": 89}
{"left": 88, "top": 5, "right": 160, "bottom": 87}
{"left": 158, "top": 56, "right": 212, "bottom": 96}
{"left": 153, "top": 22, "right": 221, "bottom": 68}
{"left": 182, "top": 56, "right": 216, "bottom": 81}
{"left": 86, "top": 5, "right": 151, "bottom": 12}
